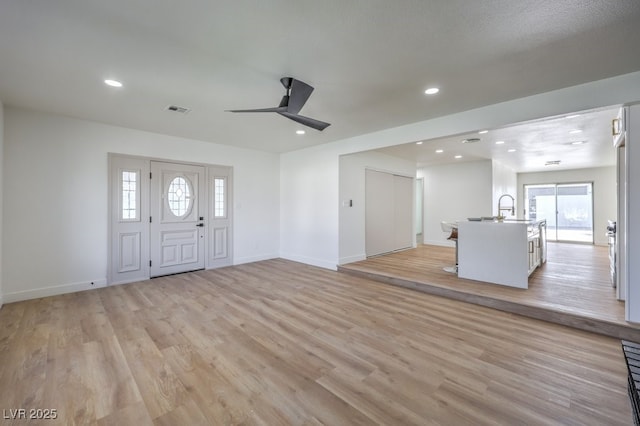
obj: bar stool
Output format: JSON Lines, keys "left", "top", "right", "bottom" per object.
{"left": 440, "top": 221, "right": 458, "bottom": 273}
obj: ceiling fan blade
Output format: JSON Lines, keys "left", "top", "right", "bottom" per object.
{"left": 287, "top": 79, "right": 314, "bottom": 114}
{"left": 226, "top": 106, "right": 287, "bottom": 113}
{"left": 279, "top": 111, "right": 331, "bottom": 131}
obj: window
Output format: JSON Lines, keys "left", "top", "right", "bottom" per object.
{"left": 214, "top": 177, "right": 226, "bottom": 218}
{"left": 524, "top": 182, "right": 593, "bottom": 243}
{"left": 121, "top": 170, "right": 137, "bottom": 220}
{"left": 167, "top": 176, "right": 192, "bottom": 217}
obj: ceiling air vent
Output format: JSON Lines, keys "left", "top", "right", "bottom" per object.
{"left": 166, "top": 105, "right": 191, "bottom": 114}
{"left": 462, "top": 138, "right": 481, "bottom": 144}
{"left": 545, "top": 160, "right": 561, "bottom": 166}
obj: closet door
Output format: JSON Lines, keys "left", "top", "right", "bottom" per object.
{"left": 394, "top": 175, "right": 413, "bottom": 250}
{"left": 365, "top": 170, "right": 414, "bottom": 257}
{"left": 365, "top": 170, "right": 395, "bottom": 256}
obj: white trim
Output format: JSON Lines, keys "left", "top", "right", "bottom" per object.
{"left": 233, "top": 253, "right": 279, "bottom": 266}
{"left": 339, "top": 254, "right": 366, "bottom": 265}
{"left": 424, "top": 239, "right": 455, "bottom": 247}
{"left": 3, "top": 279, "right": 107, "bottom": 303}
{"left": 280, "top": 253, "right": 338, "bottom": 271}
{"left": 108, "top": 277, "right": 149, "bottom": 287}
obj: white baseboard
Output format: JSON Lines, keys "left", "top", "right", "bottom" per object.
{"left": 339, "top": 254, "right": 366, "bottom": 265}
{"left": 280, "top": 252, "right": 338, "bottom": 271}
{"left": 4, "top": 278, "right": 107, "bottom": 303}
{"left": 424, "top": 239, "right": 455, "bottom": 247}
{"left": 108, "top": 277, "right": 150, "bottom": 287}
{"left": 233, "top": 253, "right": 279, "bottom": 266}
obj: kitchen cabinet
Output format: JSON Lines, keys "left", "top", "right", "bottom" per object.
{"left": 527, "top": 230, "right": 541, "bottom": 276}
{"left": 458, "top": 219, "right": 546, "bottom": 289}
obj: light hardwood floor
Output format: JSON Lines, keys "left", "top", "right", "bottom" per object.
{"left": 339, "top": 242, "right": 640, "bottom": 341}
{"left": 0, "top": 259, "right": 632, "bottom": 424}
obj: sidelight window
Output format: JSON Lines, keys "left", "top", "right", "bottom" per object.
{"left": 121, "top": 170, "right": 138, "bottom": 220}
{"left": 214, "top": 178, "right": 226, "bottom": 218}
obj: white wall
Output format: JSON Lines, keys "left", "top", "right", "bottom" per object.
{"left": 281, "top": 71, "right": 640, "bottom": 270}
{"left": 339, "top": 151, "right": 416, "bottom": 264}
{"left": 492, "top": 160, "right": 518, "bottom": 218}
{"left": 626, "top": 104, "right": 640, "bottom": 322}
{"left": 420, "top": 161, "right": 493, "bottom": 246}
{"left": 279, "top": 144, "right": 340, "bottom": 270}
{"left": 0, "top": 101, "right": 3, "bottom": 309}
{"left": 3, "top": 107, "right": 280, "bottom": 302}
{"left": 517, "top": 166, "right": 616, "bottom": 246}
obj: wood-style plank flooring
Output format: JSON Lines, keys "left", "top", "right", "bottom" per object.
{"left": 339, "top": 242, "right": 640, "bottom": 340}
{"left": 0, "top": 259, "right": 632, "bottom": 424}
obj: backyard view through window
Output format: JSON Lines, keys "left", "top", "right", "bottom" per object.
{"left": 524, "top": 183, "right": 593, "bottom": 243}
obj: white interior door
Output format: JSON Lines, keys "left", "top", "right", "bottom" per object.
{"left": 366, "top": 169, "right": 395, "bottom": 256}
{"left": 394, "top": 175, "right": 414, "bottom": 250}
{"left": 365, "top": 169, "right": 414, "bottom": 257}
{"left": 150, "top": 161, "right": 205, "bottom": 277}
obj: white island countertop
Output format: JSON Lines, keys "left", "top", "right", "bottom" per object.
{"left": 457, "top": 219, "right": 546, "bottom": 289}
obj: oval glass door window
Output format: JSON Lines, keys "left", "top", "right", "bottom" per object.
{"left": 167, "top": 176, "right": 192, "bottom": 217}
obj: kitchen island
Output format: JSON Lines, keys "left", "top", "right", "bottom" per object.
{"left": 457, "top": 219, "right": 546, "bottom": 288}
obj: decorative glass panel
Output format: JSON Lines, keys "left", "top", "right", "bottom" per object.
{"left": 167, "top": 176, "right": 191, "bottom": 217}
{"left": 214, "top": 178, "right": 226, "bottom": 218}
{"left": 121, "top": 170, "right": 137, "bottom": 220}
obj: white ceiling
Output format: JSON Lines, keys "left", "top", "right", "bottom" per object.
{"left": 1, "top": 1, "right": 640, "bottom": 157}
{"left": 375, "top": 106, "right": 620, "bottom": 173}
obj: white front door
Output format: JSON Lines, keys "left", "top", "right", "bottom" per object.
{"left": 150, "top": 161, "right": 206, "bottom": 277}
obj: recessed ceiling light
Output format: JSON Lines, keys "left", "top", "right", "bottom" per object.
{"left": 424, "top": 87, "right": 439, "bottom": 95}
{"left": 478, "top": 130, "right": 489, "bottom": 134}
{"left": 435, "top": 149, "right": 444, "bottom": 153}
{"left": 454, "top": 155, "right": 462, "bottom": 159}
{"left": 104, "top": 79, "right": 123, "bottom": 88}
{"left": 296, "top": 130, "right": 306, "bottom": 135}
{"left": 507, "top": 148, "right": 516, "bottom": 153}
{"left": 571, "top": 140, "right": 586, "bottom": 145}
{"left": 416, "top": 141, "right": 423, "bottom": 145}
{"left": 565, "top": 114, "right": 581, "bottom": 119}
{"left": 569, "top": 129, "right": 582, "bottom": 134}
{"left": 545, "top": 160, "right": 561, "bottom": 166}
{"left": 495, "top": 141, "right": 505, "bottom": 145}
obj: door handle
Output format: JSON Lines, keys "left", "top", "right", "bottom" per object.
{"left": 196, "top": 223, "right": 204, "bottom": 227}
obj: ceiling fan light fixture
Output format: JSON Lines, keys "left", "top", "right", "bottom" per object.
{"left": 226, "top": 77, "right": 330, "bottom": 131}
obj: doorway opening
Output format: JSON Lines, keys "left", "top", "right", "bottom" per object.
{"left": 524, "top": 182, "right": 594, "bottom": 243}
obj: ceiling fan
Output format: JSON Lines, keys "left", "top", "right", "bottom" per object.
{"left": 226, "top": 77, "right": 331, "bottom": 131}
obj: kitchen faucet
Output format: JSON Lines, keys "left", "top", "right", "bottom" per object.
{"left": 498, "top": 194, "right": 515, "bottom": 218}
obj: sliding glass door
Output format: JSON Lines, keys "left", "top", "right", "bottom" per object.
{"left": 524, "top": 182, "right": 593, "bottom": 243}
